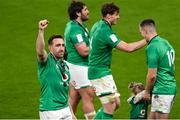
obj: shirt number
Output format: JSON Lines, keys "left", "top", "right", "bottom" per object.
{"left": 167, "top": 49, "right": 175, "bottom": 67}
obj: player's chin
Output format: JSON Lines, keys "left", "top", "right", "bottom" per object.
{"left": 57, "top": 53, "right": 64, "bottom": 58}
{"left": 112, "top": 22, "right": 117, "bottom": 25}
{"left": 82, "top": 17, "right": 88, "bottom": 21}
{"left": 113, "top": 19, "right": 119, "bottom": 24}
{"left": 60, "top": 54, "right": 64, "bottom": 58}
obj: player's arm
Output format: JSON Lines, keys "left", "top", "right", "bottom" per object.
{"left": 36, "top": 20, "right": 48, "bottom": 62}
{"left": 143, "top": 68, "right": 157, "bottom": 100}
{"left": 75, "top": 42, "right": 89, "bottom": 57}
{"left": 134, "top": 90, "right": 145, "bottom": 104}
{"left": 116, "top": 39, "right": 147, "bottom": 52}
{"left": 127, "top": 96, "right": 134, "bottom": 104}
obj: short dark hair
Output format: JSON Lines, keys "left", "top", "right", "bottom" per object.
{"left": 101, "top": 3, "right": 119, "bottom": 17}
{"left": 140, "top": 19, "right": 155, "bottom": 27}
{"left": 48, "top": 35, "right": 63, "bottom": 45}
{"left": 68, "top": 1, "right": 85, "bottom": 20}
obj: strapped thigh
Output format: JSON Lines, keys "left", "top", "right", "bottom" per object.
{"left": 99, "top": 93, "right": 120, "bottom": 104}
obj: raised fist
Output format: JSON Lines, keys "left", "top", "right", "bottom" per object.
{"left": 39, "top": 19, "right": 49, "bottom": 30}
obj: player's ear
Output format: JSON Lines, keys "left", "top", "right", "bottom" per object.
{"left": 106, "top": 14, "right": 111, "bottom": 19}
{"left": 144, "top": 27, "right": 149, "bottom": 34}
{"left": 76, "top": 12, "right": 81, "bottom": 17}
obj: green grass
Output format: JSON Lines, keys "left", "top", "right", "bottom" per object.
{"left": 0, "top": 0, "right": 180, "bottom": 119}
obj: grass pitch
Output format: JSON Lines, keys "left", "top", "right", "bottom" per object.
{"left": 0, "top": 0, "right": 180, "bottom": 119}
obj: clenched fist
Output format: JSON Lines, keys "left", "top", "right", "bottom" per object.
{"left": 39, "top": 19, "right": 49, "bottom": 30}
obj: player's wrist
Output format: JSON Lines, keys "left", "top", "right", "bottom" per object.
{"left": 39, "top": 28, "right": 44, "bottom": 32}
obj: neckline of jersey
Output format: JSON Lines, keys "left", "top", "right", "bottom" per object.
{"left": 102, "top": 19, "right": 112, "bottom": 29}
{"left": 72, "top": 20, "right": 90, "bottom": 38}
{"left": 148, "top": 35, "right": 159, "bottom": 45}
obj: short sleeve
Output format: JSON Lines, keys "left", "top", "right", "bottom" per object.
{"left": 37, "top": 54, "right": 51, "bottom": 69}
{"left": 37, "top": 59, "right": 47, "bottom": 68}
{"left": 106, "top": 33, "right": 121, "bottom": 48}
{"left": 146, "top": 45, "right": 158, "bottom": 68}
{"left": 70, "top": 28, "right": 85, "bottom": 45}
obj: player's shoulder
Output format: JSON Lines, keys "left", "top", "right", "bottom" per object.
{"left": 66, "top": 21, "right": 78, "bottom": 28}
{"left": 147, "top": 43, "right": 156, "bottom": 52}
{"left": 70, "top": 22, "right": 84, "bottom": 33}
{"left": 147, "top": 38, "right": 158, "bottom": 48}
{"left": 92, "top": 20, "right": 112, "bottom": 34}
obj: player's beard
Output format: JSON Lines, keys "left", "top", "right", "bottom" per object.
{"left": 112, "top": 19, "right": 118, "bottom": 25}
{"left": 81, "top": 15, "right": 89, "bottom": 22}
{"left": 57, "top": 51, "right": 64, "bottom": 59}
{"left": 51, "top": 51, "right": 64, "bottom": 60}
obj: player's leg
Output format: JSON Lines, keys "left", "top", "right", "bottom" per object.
{"left": 78, "top": 86, "right": 96, "bottom": 119}
{"left": 114, "top": 96, "right": 120, "bottom": 110}
{"left": 149, "top": 112, "right": 168, "bottom": 119}
{"left": 66, "top": 62, "right": 82, "bottom": 114}
{"left": 158, "top": 113, "right": 169, "bottom": 119}
{"left": 94, "top": 93, "right": 120, "bottom": 119}
{"left": 72, "top": 64, "right": 95, "bottom": 119}
{"left": 100, "top": 93, "right": 120, "bottom": 118}
{"left": 91, "top": 75, "right": 120, "bottom": 119}
{"left": 69, "top": 83, "right": 81, "bottom": 113}
{"left": 148, "top": 112, "right": 156, "bottom": 119}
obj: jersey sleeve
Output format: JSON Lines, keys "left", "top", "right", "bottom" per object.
{"left": 37, "top": 59, "right": 47, "bottom": 67}
{"left": 146, "top": 45, "right": 158, "bottom": 68}
{"left": 70, "top": 27, "right": 85, "bottom": 45}
{"left": 37, "top": 54, "right": 50, "bottom": 68}
{"left": 106, "top": 33, "right": 121, "bottom": 48}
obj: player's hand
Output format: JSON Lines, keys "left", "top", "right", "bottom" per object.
{"left": 39, "top": 19, "right": 49, "bottom": 30}
{"left": 143, "top": 90, "right": 151, "bottom": 101}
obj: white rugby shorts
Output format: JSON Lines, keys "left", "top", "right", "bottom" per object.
{"left": 39, "top": 106, "right": 72, "bottom": 120}
{"left": 66, "top": 62, "right": 91, "bottom": 89}
{"left": 90, "top": 75, "right": 119, "bottom": 96}
{"left": 151, "top": 94, "right": 175, "bottom": 113}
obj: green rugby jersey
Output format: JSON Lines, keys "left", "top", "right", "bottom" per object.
{"left": 88, "top": 19, "right": 121, "bottom": 79}
{"left": 129, "top": 97, "right": 148, "bottom": 119}
{"left": 146, "top": 35, "right": 176, "bottom": 94}
{"left": 37, "top": 53, "right": 70, "bottom": 111}
{"left": 64, "top": 20, "right": 90, "bottom": 66}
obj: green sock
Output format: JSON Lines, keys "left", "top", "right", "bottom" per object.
{"left": 93, "top": 108, "right": 103, "bottom": 119}
{"left": 102, "top": 111, "right": 113, "bottom": 119}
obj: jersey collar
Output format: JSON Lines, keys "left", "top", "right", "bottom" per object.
{"left": 102, "top": 19, "right": 112, "bottom": 29}
{"left": 73, "top": 20, "right": 90, "bottom": 38}
{"left": 148, "top": 35, "right": 159, "bottom": 45}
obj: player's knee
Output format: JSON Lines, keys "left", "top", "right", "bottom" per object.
{"left": 80, "top": 88, "right": 95, "bottom": 100}
{"left": 110, "top": 99, "right": 120, "bottom": 112}
{"left": 85, "top": 87, "right": 95, "bottom": 97}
